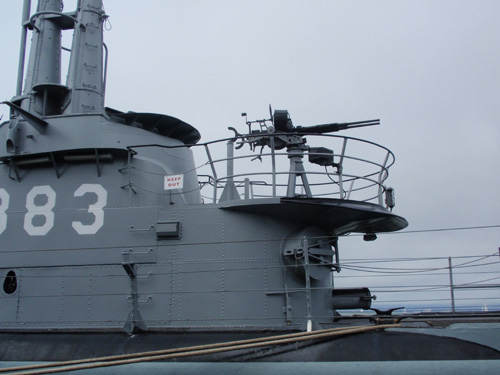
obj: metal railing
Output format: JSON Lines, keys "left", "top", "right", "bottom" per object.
{"left": 189, "top": 132, "right": 396, "bottom": 207}
{"left": 335, "top": 252, "right": 500, "bottom": 313}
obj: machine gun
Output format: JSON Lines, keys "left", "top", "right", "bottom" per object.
{"left": 270, "top": 109, "right": 379, "bottom": 134}
{"left": 232, "top": 108, "right": 380, "bottom": 198}
{"left": 238, "top": 108, "right": 379, "bottom": 152}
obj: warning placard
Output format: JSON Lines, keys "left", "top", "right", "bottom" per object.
{"left": 164, "top": 174, "right": 184, "bottom": 190}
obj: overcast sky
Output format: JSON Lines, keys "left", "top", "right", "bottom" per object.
{"left": 1, "top": 1, "right": 499, "bottom": 307}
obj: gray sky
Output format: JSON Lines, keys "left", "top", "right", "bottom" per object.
{"left": 1, "top": 1, "right": 500, "bottom": 308}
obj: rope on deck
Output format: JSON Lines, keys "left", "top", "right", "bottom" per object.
{"left": 0, "top": 324, "right": 400, "bottom": 375}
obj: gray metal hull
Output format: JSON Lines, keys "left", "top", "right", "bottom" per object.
{"left": 1, "top": 322, "right": 500, "bottom": 362}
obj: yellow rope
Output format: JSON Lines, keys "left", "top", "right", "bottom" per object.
{"left": 1, "top": 324, "right": 400, "bottom": 375}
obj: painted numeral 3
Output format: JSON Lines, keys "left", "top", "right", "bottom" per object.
{"left": 72, "top": 184, "right": 108, "bottom": 235}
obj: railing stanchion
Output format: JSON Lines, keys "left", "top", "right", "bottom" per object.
{"left": 270, "top": 136, "right": 277, "bottom": 198}
{"left": 204, "top": 144, "right": 218, "bottom": 203}
{"left": 338, "top": 138, "right": 348, "bottom": 199}
{"left": 378, "top": 151, "right": 391, "bottom": 206}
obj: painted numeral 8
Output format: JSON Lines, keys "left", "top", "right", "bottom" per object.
{"left": 24, "top": 185, "right": 56, "bottom": 236}
{"left": 0, "top": 188, "right": 9, "bottom": 235}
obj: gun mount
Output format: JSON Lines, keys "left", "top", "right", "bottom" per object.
{"left": 239, "top": 108, "right": 379, "bottom": 151}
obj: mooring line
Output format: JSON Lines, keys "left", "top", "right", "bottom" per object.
{"left": 1, "top": 324, "right": 400, "bottom": 375}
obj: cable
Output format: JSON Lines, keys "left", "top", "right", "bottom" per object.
{"left": 352, "top": 224, "right": 500, "bottom": 236}
{"left": 340, "top": 259, "right": 499, "bottom": 274}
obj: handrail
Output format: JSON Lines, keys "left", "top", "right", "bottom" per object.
{"left": 29, "top": 11, "right": 79, "bottom": 32}
{"left": 127, "top": 132, "right": 396, "bottom": 208}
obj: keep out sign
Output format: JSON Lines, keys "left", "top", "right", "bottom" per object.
{"left": 164, "top": 174, "right": 184, "bottom": 190}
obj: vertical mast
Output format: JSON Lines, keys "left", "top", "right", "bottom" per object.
{"left": 64, "top": 0, "right": 106, "bottom": 114}
{"left": 16, "top": 0, "right": 32, "bottom": 98}
{"left": 14, "top": 0, "right": 106, "bottom": 117}
{"left": 21, "top": 0, "right": 64, "bottom": 115}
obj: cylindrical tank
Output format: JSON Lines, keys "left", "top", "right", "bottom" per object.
{"left": 332, "top": 287, "right": 374, "bottom": 310}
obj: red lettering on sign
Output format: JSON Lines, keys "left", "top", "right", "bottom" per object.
{"left": 164, "top": 174, "right": 184, "bottom": 190}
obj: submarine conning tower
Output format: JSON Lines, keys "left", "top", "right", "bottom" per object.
{"left": 3, "top": 0, "right": 200, "bottom": 154}
{"left": 1, "top": 0, "right": 201, "bottom": 201}
{"left": 0, "top": 0, "right": 407, "bottom": 333}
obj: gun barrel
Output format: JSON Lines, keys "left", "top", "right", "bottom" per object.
{"left": 294, "top": 119, "right": 380, "bottom": 134}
